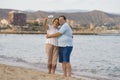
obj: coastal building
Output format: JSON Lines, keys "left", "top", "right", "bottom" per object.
{"left": 89, "top": 23, "right": 94, "bottom": 30}
{"left": 9, "top": 11, "right": 26, "bottom": 26}
{"left": 67, "top": 19, "right": 76, "bottom": 28}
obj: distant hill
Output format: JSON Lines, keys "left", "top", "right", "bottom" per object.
{"left": 49, "top": 9, "right": 89, "bottom": 13}
{"left": 0, "top": 8, "right": 120, "bottom": 26}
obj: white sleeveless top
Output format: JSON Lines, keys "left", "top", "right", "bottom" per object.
{"left": 46, "top": 25, "right": 58, "bottom": 46}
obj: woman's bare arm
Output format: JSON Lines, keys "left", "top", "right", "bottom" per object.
{"left": 47, "top": 32, "right": 62, "bottom": 38}
{"left": 43, "top": 17, "right": 49, "bottom": 30}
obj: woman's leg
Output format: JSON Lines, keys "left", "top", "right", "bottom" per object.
{"left": 51, "top": 64, "right": 56, "bottom": 74}
{"left": 51, "top": 46, "right": 58, "bottom": 74}
{"left": 46, "top": 44, "right": 54, "bottom": 74}
{"left": 48, "top": 64, "right": 52, "bottom": 74}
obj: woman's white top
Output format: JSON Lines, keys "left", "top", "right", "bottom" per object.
{"left": 46, "top": 25, "right": 58, "bottom": 46}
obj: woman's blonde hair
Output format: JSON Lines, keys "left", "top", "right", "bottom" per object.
{"left": 52, "top": 18, "right": 59, "bottom": 24}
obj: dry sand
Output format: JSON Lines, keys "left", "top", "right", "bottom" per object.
{"left": 0, "top": 64, "right": 82, "bottom": 80}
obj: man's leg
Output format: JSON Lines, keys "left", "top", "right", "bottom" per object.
{"left": 66, "top": 63, "right": 72, "bottom": 77}
{"left": 63, "top": 46, "right": 73, "bottom": 77}
{"left": 62, "top": 62, "right": 67, "bottom": 77}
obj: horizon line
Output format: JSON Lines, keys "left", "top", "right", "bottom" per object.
{"left": 0, "top": 8, "right": 120, "bottom": 14}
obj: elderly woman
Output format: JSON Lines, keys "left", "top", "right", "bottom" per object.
{"left": 43, "top": 16, "right": 59, "bottom": 74}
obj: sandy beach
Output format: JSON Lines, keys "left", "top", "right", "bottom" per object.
{"left": 0, "top": 64, "right": 81, "bottom": 80}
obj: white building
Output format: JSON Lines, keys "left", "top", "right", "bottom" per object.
{"left": 0, "top": 19, "right": 9, "bottom": 25}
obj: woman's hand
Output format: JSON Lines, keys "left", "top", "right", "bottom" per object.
{"left": 44, "top": 16, "right": 49, "bottom": 20}
{"left": 46, "top": 34, "right": 51, "bottom": 38}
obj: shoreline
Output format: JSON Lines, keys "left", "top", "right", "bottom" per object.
{"left": 0, "top": 31, "right": 97, "bottom": 35}
{"left": 0, "top": 63, "right": 81, "bottom": 80}
{"left": 0, "top": 31, "right": 120, "bottom": 35}
{"left": 0, "top": 31, "right": 118, "bottom": 35}
{"left": 0, "top": 55, "right": 111, "bottom": 80}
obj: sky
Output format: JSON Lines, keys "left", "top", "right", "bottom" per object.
{"left": 0, "top": 0, "right": 120, "bottom": 14}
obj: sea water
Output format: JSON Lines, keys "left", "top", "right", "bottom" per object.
{"left": 0, "top": 34, "right": 120, "bottom": 80}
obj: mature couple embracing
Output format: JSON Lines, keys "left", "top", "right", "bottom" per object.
{"left": 43, "top": 15, "right": 73, "bottom": 78}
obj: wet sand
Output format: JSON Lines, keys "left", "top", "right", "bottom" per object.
{"left": 0, "top": 64, "right": 81, "bottom": 80}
